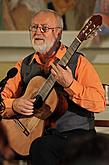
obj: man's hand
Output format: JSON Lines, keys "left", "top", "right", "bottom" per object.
{"left": 12, "top": 97, "right": 35, "bottom": 115}
{"left": 51, "top": 63, "right": 74, "bottom": 88}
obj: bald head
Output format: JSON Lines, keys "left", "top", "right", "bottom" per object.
{"left": 32, "top": 9, "right": 63, "bottom": 29}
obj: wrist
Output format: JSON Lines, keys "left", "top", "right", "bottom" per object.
{"left": 12, "top": 100, "right": 18, "bottom": 115}
{"left": 65, "top": 79, "right": 74, "bottom": 88}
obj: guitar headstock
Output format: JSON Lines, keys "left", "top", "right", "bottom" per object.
{"left": 77, "top": 15, "right": 102, "bottom": 42}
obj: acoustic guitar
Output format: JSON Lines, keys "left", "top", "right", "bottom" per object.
{"left": 1, "top": 15, "right": 102, "bottom": 156}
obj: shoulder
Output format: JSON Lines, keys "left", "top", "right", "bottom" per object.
{"left": 78, "top": 53, "right": 92, "bottom": 65}
{"left": 77, "top": 52, "right": 95, "bottom": 71}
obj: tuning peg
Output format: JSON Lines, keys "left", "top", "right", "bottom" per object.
{"left": 98, "top": 28, "right": 102, "bottom": 32}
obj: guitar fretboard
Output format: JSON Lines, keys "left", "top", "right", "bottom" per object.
{"left": 37, "top": 37, "right": 81, "bottom": 101}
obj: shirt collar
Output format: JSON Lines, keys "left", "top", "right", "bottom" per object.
{"left": 31, "top": 43, "right": 67, "bottom": 64}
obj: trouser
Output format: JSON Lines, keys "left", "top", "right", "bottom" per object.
{"left": 29, "top": 128, "right": 96, "bottom": 165}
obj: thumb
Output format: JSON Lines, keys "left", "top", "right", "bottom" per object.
{"left": 66, "top": 66, "right": 71, "bottom": 72}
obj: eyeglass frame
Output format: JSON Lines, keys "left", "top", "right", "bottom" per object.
{"left": 29, "top": 24, "right": 62, "bottom": 33}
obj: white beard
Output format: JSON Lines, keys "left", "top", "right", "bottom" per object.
{"left": 32, "top": 39, "right": 55, "bottom": 54}
{"left": 32, "top": 44, "right": 48, "bottom": 54}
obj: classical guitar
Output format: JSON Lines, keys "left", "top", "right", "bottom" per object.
{"left": 1, "top": 15, "right": 102, "bottom": 156}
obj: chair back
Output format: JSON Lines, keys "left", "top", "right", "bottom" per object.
{"left": 103, "top": 84, "right": 109, "bottom": 106}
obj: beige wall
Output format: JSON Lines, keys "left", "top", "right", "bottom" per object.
{"left": 0, "top": 62, "right": 16, "bottom": 79}
{"left": 0, "top": 62, "right": 108, "bottom": 85}
{"left": 0, "top": 31, "right": 109, "bottom": 84}
{"left": 94, "top": 64, "right": 109, "bottom": 84}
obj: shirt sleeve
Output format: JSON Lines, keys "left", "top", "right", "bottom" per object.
{"left": 1, "top": 60, "right": 22, "bottom": 118}
{"left": 64, "top": 55, "right": 106, "bottom": 112}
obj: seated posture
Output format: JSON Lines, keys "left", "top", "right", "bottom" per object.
{"left": 1, "top": 9, "right": 105, "bottom": 165}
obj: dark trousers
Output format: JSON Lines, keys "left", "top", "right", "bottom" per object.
{"left": 29, "top": 128, "right": 96, "bottom": 165}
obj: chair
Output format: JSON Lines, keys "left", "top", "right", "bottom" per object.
{"left": 3, "top": 155, "right": 30, "bottom": 165}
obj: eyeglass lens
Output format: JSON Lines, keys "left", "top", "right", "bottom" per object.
{"left": 30, "top": 24, "right": 49, "bottom": 33}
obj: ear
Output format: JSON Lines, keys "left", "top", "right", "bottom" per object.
{"left": 57, "top": 29, "right": 62, "bottom": 40}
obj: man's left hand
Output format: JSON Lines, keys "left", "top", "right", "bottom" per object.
{"left": 51, "top": 64, "right": 74, "bottom": 88}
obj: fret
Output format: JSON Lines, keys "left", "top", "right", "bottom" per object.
{"left": 59, "top": 38, "right": 81, "bottom": 67}
{"left": 70, "top": 38, "right": 81, "bottom": 52}
{"left": 38, "top": 74, "right": 56, "bottom": 100}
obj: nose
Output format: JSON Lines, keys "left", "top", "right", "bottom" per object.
{"left": 35, "top": 26, "right": 43, "bottom": 33}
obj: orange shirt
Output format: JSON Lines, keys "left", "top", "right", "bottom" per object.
{"left": 1, "top": 44, "right": 106, "bottom": 117}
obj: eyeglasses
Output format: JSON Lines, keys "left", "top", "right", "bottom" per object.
{"left": 29, "top": 24, "right": 62, "bottom": 33}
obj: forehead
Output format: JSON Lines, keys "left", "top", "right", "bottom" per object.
{"left": 32, "top": 12, "right": 58, "bottom": 26}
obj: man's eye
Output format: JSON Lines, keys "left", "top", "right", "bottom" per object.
{"left": 42, "top": 26, "right": 49, "bottom": 32}
{"left": 32, "top": 26, "right": 37, "bottom": 29}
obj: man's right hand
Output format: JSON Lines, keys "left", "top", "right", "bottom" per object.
{"left": 12, "top": 97, "right": 35, "bottom": 115}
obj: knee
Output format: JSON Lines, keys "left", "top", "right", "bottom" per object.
{"left": 30, "top": 138, "right": 43, "bottom": 154}
{"left": 30, "top": 137, "right": 49, "bottom": 155}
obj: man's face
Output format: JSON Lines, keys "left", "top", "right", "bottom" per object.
{"left": 30, "top": 12, "right": 61, "bottom": 54}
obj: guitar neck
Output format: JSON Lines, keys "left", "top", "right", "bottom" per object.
{"left": 37, "top": 74, "right": 56, "bottom": 101}
{"left": 58, "top": 37, "right": 81, "bottom": 67}
{"left": 37, "top": 37, "right": 81, "bottom": 101}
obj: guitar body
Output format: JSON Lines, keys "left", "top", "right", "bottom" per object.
{"left": 2, "top": 76, "right": 58, "bottom": 156}
{"left": 2, "top": 117, "right": 44, "bottom": 156}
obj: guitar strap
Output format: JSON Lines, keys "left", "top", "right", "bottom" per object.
{"left": 66, "top": 51, "right": 82, "bottom": 79}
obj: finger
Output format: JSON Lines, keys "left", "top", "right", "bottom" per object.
{"left": 51, "top": 68, "right": 57, "bottom": 75}
{"left": 29, "top": 98, "right": 36, "bottom": 103}
{"left": 57, "top": 64, "right": 68, "bottom": 72}
{"left": 51, "top": 63, "right": 59, "bottom": 73}
{"left": 21, "top": 108, "right": 33, "bottom": 114}
{"left": 23, "top": 99, "right": 34, "bottom": 106}
{"left": 66, "top": 66, "right": 70, "bottom": 71}
{"left": 21, "top": 112, "right": 33, "bottom": 116}
{"left": 22, "top": 102, "right": 34, "bottom": 110}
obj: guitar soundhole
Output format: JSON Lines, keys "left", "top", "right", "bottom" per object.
{"left": 34, "top": 95, "right": 43, "bottom": 109}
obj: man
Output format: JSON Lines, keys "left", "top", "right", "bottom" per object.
{"left": 1, "top": 9, "right": 105, "bottom": 165}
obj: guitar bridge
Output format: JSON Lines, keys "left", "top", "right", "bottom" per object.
{"left": 13, "top": 118, "right": 30, "bottom": 136}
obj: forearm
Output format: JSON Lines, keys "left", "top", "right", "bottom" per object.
{"left": 65, "top": 79, "right": 105, "bottom": 112}
{"left": 1, "top": 61, "right": 22, "bottom": 118}
{"left": 1, "top": 98, "right": 16, "bottom": 118}
{"left": 64, "top": 55, "right": 106, "bottom": 112}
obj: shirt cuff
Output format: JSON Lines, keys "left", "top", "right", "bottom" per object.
{"left": 64, "top": 79, "right": 83, "bottom": 96}
{"left": 1, "top": 98, "right": 16, "bottom": 118}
